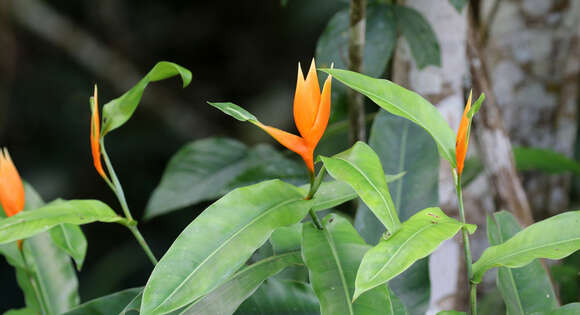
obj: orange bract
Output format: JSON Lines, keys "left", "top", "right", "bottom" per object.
{"left": 257, "top": 59, "right": 332, "bottom": 173}
{"left": 91, "top": 86, "right": 107, "bottom": 179}
{"left": 0, "top": 148, "right": 25, "bottom": 217}
{"left": 456, "top": 91, "right": 472, "bottom": 176}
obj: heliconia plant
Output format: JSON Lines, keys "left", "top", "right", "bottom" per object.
{"left": 2, "top": 6, "right": 580, "bottom": 314}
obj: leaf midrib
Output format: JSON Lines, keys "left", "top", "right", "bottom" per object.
{"left": 334, "top": 157, "right": 397, "bottom": 231}
{"left": 322, "top": 227, "right": 354, "bottom": 315}
{"left": 151, "top": 196, "right": 303, "bottom": 312}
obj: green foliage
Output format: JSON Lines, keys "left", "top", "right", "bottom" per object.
{"left": 355, "top": 208, "right": 475, "bottom": 300}
{"left": 49, "top": 223, "right": 88, "bottom": 271}
{"left": 181, "top": 252, "right": 303, "bottom": 314}
{"left": 473, "top": 211, "right": 580, "bottom": 283}
{"left": 531, "top": 303, "right": 580, "bottom": 315}
{"left": 448, "top": 0, "right": 468, "bottom": 13}
{"left": 321, "top": 141, "right": 401, "bottom": 234}
{"left": 270, "top": 224, "right": 302, "bottom": 254}
{"left": 394, "top": 5, "right": 440, "bottom": 69}
{"left": 0, "top": 200, "right": 123, "bottom": 244}
{"left": 207, "top": 102, "right": 258, "bottom": 123}
{"left": 235, "top": 278, "right": 319, "bottom": 315}
{"left": 302, "top": 214, "right": 407, "bottom": 315}
{"left": 322, "top": 68, "right": 457, "bottom": 167}
{"left": 514, "top": 147, "right": 580, "bottom": 174}
{"left": 316, "top": 4, "right": 396, "bottom": 77}
{"left": 487, "top": 211, "right": 558, "bottom": 315}
{"left": 140, "top": 180, "right": 312, "bottom": 314}
{"left": 145, "top": 137, "right": 307, "bottom": 219}
{"left": 355, "top": 110, "right": 437, "bottom": 314}
{"left": 101, "top": 61, "right": 191, "bottom": 134}
{"left": 63, "top": 287, "right": 142, "bottom": 315}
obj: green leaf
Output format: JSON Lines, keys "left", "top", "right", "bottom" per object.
{"left": 145, "top": 138, "right": 307, "bottom": 219}
{"left": 120, "top": 291, "right": 143, "bottom": 315}
{"left": 448, "top": 0, "right": 468, "bottom": 12}
{"left": 437, "top": 311, "right": 466, "bottom": 315}
{"left": 297, "top": 172, "right": 404, "bottom": 213}
{"left": 531, "top": 303, "right": 580, "bottom": 315}
{"left": 487, "top": 211, "right": 558, "bottom": 315}
{"left": 49, "top": 223, "right": 87, "bottom": 271}
{"left": 302, "top": 214, "right": 407, "bottom": 315}
{"left": 270, "top": 224, "right": 302, "bottom": 254}
{"left": 355, "top": 111, "right": 437, "bottom": 314}
{"left": 180, "top": 251, "right": 303, "bottom": 314}
{"left": 322, "top": 68, "right": 456, "bottom": 167}
{"left": 315, "top": 4, "right": 397, "bottom": 78}
{"left": 101, "top": 61, "right": 191, "bottom": 134}
{"left": 141, "top": 180, "right": 312, "bottom": 314}
{"left": 395, "top": 5, "right": 440, "bottom": 68}
{"left": 467, "top": 93, "right": 485, "bottom": 119}
{"left": 473, "top": 211, "right": 580, "bottom": 283}
{"left": 0, "top": 199, "right": 123, "bottom": 244}
{"left": 11, "top": 184, "right": 80, "bottom": 314}
{"left": 514, "top": 147, "right": 580, "bottom": 174}
{"left": 3, "top": 308, "right": 38, "bottom": 315}
{"left": 235, "top": 278, "right": 320, "bottom": 315}
{"left": 207, "top": 102, "right": 258, "bottom": 122}
{"left": 62, "top": 287, "right": 142, "bottom": 315}
{"left": 355, "top": 208, "right": 475, "bottom": 300}
{"left": 321, "top": 141, "right": 401, "bottom": 234}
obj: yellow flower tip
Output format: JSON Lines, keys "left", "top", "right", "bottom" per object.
{"left": 0, "top": 148, "right": 25, "bottom": 217}
{"left": 90, "top": 86, "right": 107, "bottom": 180}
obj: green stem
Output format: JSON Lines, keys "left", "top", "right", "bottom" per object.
{"left": 100, "top": 139, "right": 158, "bottom": 266}
{"left": 306, "top": 167, "right": 324, "bottom": 230}
{"left": 20, "top": 244, "right": 49, "bottom": 314}
{"left": 454, "top": 170, "right": 477, "bottom": 315}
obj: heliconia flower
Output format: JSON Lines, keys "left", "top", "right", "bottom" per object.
{"left": 256, "top": 59, "right": 332, "bottom": 174}
{"left": 90, "top": 85, "right": 107, "bottom": 179}
{"left": 0, "top": 148, "right": 25, "bottom": 217}
{"left": 456, "top": 91, "right": 472, "bottom": 176}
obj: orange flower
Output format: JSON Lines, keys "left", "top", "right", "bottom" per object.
{"left": 0, "top": 148, "right": 25, "bottom": 217}
{"left": 257, "top": 59, "right": 332, "bottom": 174}
{"left": 90, "top": 85, "right": 107, "bottom": 179}
{"left": 456, "top": 91, "right": 472, "bottom": 176}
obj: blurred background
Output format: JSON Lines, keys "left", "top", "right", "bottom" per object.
{"left": 1, "top": 0, "right": 580, "bottom": 313}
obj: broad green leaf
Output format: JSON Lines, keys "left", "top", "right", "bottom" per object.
{"left": 3, "top": 308, "right": 38, "bottom": 315}
{"left": 531, "top": 303, "right": 580, "bottom": 315}
{"left": 141, "top": 180, "right": 312, "bottom": 314}
{"left": 473, "top": 211, "right": 580, "bottom": 283}
{"left": 101, "top": 61, "right": 191, "bottom": 134}
{"left": 302, "top": 214, "right": 407, "bottom": 315}
{"left": 145, "top": 138, "right": 307, "bottom": 219}
{"left": 321, "top": 141, "right": 401, "bottom": 234}
{"left": 120, "top": 291, "right": 143, "bottom": 315}
{"left": 0, "top": 200, "right": 123, "bottom": 244}
{"left": 395, "top": 5, "right": 441, "bottom": 68}
{"left": 448, "top": 0, "right": 468, "bottom": 12}
{"left": 355, "top": 208, "right": 475, "bottom": 300}
{"left": 180, "top": 251, "right": 303, "bottom": 314}
{"left": 437, "top": 311, "right": 466, "bottom": 315}
{"left": 514, "top": 147, "right": 580, "bottom": 175}
{"left": 270, "top": 224, "right": 302, "bottom": 254}
{"left": 322, "top": 68, "right": 456, "bottom": 167}
{"left": 15, "top": 184, "right": 80, "bottom": 314}
{"left": 297, "top": 172, "right": 405, "bottom": 213}
{"left": 316, "top": 4, "right": 396, "bottom": 78}
{"left": 355, "top": 111, "right": 437, "bottom": 314}
{"left": 0, "top": 241, "right": 25, "bottom": 268}
{"left": 235, "top": 278, "right": 320, "bottom": 315}
{"left": 487, "top": 211, "right": 558, "bottom": 315}
{"left": 62, "top": 287, "right": 142, "bottom": 315}
{"left": 49, "top": 223, "right": 87, "bottom": 271}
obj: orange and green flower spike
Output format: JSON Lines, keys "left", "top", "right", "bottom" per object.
{"left": 90, "top": 85, "right": 107, "bottom": 179}
{"left": 256, "top": 59, "right": 332, "bottom": 174}
{"left": 0, "top": 148, "right": 25, "bottom": 217}
{"left": 456, "top": 90, "right": 485, "bottom": 176}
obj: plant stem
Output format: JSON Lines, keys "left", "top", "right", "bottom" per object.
{"left": 100, "top": 139, "right": 158, "bottom": 266}
{"left": 307, "top": 168, "right": 324, "bottom": 230}
{"left": 454, "top": 170, "right": 476, "bottom": 314}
